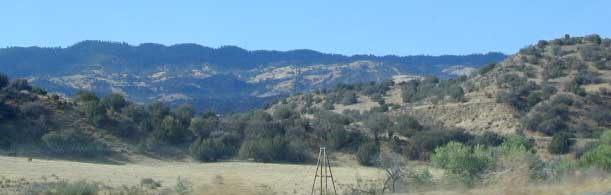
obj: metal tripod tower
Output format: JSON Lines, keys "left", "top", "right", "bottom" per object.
{"left": 311, "top": 147, "right": 338, "bottom": 195}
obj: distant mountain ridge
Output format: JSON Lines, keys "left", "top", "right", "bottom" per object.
{"left": 0, "top": 40, "right": 506, "bottom": 112}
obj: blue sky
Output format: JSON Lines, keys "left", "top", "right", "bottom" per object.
{"left": 1, "top": 0, "right": 609, "bottom": 55}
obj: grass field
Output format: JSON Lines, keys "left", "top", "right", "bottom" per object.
{"left": 0, "top": 156, "right": 385, "bottom": 195}
{"left": 1, "top": 156, "right": 610, "bottom": 195}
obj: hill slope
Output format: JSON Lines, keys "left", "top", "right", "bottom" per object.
{"left": 0, "top": 41, "right": 505, "bottom": 112}
{"left": 268, "top": 34, "right": 611, "bottom": 158}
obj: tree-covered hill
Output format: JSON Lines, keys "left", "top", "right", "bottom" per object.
{"left": 0, "top": 41, "right": 505, "bottom": 112}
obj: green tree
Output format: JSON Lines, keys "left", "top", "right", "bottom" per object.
{"left": 189, "top": 117, "right": 218, "bottom": 138}
{"left": 470, "top": 132, "right": 504, "bottom": 147}
{"left": 190, "top": 137, "right": 236, "bottom": 162}
{"left": 8, "top": 79, "right": 31, "bottom": 91}
{"left": 447, "top": 85, "right": 465, "bottom": 102}
{"left": 479, "top": 63, "right": 496, "bottom": 75}
{"left": 527, "top": 92, "right": 543, "bottom": 107}
{"left": 272, "top": 106, "right": 294, "bottom": 120}
{"left": 357, "top": 142, "right": 379, "bottom": 166}
{"left": 0, "top": 73, "right": 9, "bottom": 89}
{"left": 173, "top": 104, "right": 195, "bottom": 126}
{"left": 322, "top": 100, "right": 334, "bottom": 110}
{"left": 154, "top": 116, "right": 191, "bottom": 144}
{"left": 340, "top": 91, "right": 358, "bottom": 105}
{"left": 75, "top": 90, "right": 99, "bottom": 103}
{"left": 101, "top": 93, "right": 127, "bottom": 111}
{"left": 238, "top": 136, "right": 307, "bottom": 163}
{"left": 365, "top": 113, "right": 391, "bottom": 142}
{"left": 549, "top": 132, "right": 574, "bottom": 154}
{"left": 393, "top": 115, "right": 423, "bottom": 137}
{"left": 584, "top": 34, "right": 602, "bottom": 44}
{"left": 567, "top": 81, "right": 586, "bottom": 96}
{"left": 42, "top": 130, "right": 110, "bottom": 158}
{"left": 82, "top": 101, "right": 109, "bottom": 127}
{"left": 430, "top": 142, "right": 494, "bottom": 186}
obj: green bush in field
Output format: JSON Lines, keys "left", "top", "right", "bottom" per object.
{"left": 580, "top": 144, "right": 611, "bottom": 171}
{"left": 190, "top": 137, "right": 237, "bottom": 162}
{"left": 238, "top": 136, "right": 307, "bottom": 163}
{"left": 580, "top": 131, "right": 611, "bottom": 171}
{"left": 326, "top": 129, "right": 364, "bottom": 151}
{"left": 356, "top": 142, "right": 379, "bottom": 166}
{"left": 430, "top": 142, "right": 494, "bottom": 186}
{"left": 548, "top": 132, "right": 575, "bottom": 154}
{"left": 393, "top": 115, "right": 423, "bottom": 137}
{"left": 41, "top": 130, "right": 111, "bottom": 158}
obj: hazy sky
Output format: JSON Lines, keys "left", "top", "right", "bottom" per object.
{"left": 1, "top": 0, "right": 609, "bottom": 55}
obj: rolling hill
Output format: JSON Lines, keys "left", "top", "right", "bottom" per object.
{"left": 0, "top": 41, "right": 505, "bottom": 112}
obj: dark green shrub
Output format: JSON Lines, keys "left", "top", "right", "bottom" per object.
{"left": 42, "top": 130, "right": 111, "bottom": 158}
{"left": 172, "top": 104, "right": 195, "bottom": 126}
{"left": 549, "top": 132, "right": 575, "bottom": 154}
{"left": 580, "top": 45, "right": 604, "bottom": 62}
{"left": 0, "top": 73, "right": 8, "bottom": 89}
{"left": 356, "top": 142, "right": 379, "bottom": 166}
{"left": 370, "top": 93, "right": 384, "bottom": 105}
{"left": 101, "top": 93, "right": 128, "bottom": 111}
{"left": 8, "top": 79, "right": 32, "bottom": 91}
{"left": 393, "top": 115, "right": 423, "bottom": 137}
{"left": 238, "top": 136, "right": 307, "bottom": 163}
{"left": 409, "top": 129, "right": 473, "bottom": 160}
{"left": 0, "top": 102, "right": 17, "bottom": 121}
{"left": 575, "top": 70, "right": 601, "bottom": 85}
{"left": 316, "top": 110, "right": 351, "bottom": 125}
{"left": 524, "top": 94, "right": 577, "bottom": 135}
{"left": 447, "top": 85, "right": 465, "bottom": 102}
{"left": 400, "top": 80, "right": 418, "bottom": 103}
{"left": 567, "top": 81, "right": 586, "bottom": 96}
{"left": 369, "top": 105, "right": 389, "bottom": 113}
{"left": 340, "top": 91, "right": 358, "bottom": 105}
{"left": 153, "top": 116, "right": 192, "bottom": 144}
{"left": 322, "top": 100, "right": 334, "bottom": 110}
{"left": 479, "top": 63, "right": 496, "bottom": 75}
{"left": 584, "top": 34, "right": 602, "bottom": 44}
{"left": 326, "top": 129, "right": 365, "bottom": 151}
{"left": 470, "top": 132, "right": 504, "bottom": 147}
{"left": 542, "top": 59, "right": 568, "bottom": 80}
{"left": 190, "top": 136, "right": 239, "bottom": 162}
{"left": 542, "top": 85, "right": 557, "bottom": 99}
{"left": 75, "top": 90, "right": 99, "bottom": 103}
{"left": 364, "top": 113, "right": 391, "bottom": 142}
{"left": 21, "top": 101, "right": 52, "bottom": 119}
{"left": 273, "top": 106, "right": 294, "bottom": 120}
{"left": 81, "top": 101, "right": 110, "bottom": 127}
{"left": 527, "top": 92, "right": 543, "bottom": 107}
{"left": 31, "top": 86, "right": 47, "bottom": 95}
{"left": 189, "top": 117, "right": 218, "bottom": 138}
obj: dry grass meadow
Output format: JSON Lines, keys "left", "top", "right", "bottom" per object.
{"left": 1, "top": 155, "right": 610, "bottom": 194}
{"left": 0, "top": 156, "right": 385, "bottom": 195}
